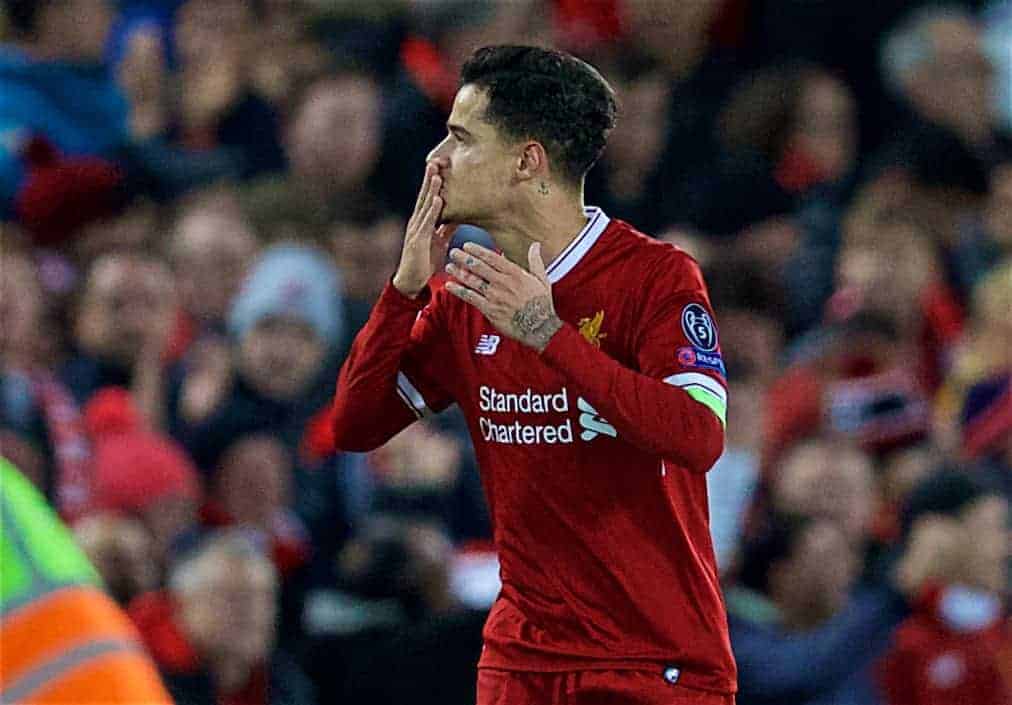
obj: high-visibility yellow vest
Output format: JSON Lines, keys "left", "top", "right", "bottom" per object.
{"left": 0, "top": 457, "right": 174, "bottom": 704}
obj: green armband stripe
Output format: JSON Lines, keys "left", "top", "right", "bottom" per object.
{"left": 685, "top": 387, "right": 727, "bottom": 427}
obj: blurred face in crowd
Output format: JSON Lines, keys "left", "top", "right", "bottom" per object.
{"left": 881, "top": 444, "right": 937, "bottom": 507}
{"left": 0, "top": 252, "right": 44, "bottom": 369}
{"left": 770, "top": 519, "right": 859, "bottom": 629}
{"left": 76, "top": 254, "right": 176, "bottom": 366}
{"left": 908, "top": 17, "right": 994, "bottom": 141}
{"left": 971, "top": 260, "right": 1012, "bottom": 368}
{"left": 330, "top": 217, "right": 404, "bottom": 302}
{"left": 439, "top": 0, "right": 551, "bottom": 73}
{"left": 143, "top": 495, "right": 198, "bottom": 570}
{"left": 74, "top": 514, "right": 158, "bottom": 605}
{"left": 605, "top": 71, "right": 670, "bottom": 182}
{"left": 984, "top": 164, "right": 1012, "bottom": 250}
{"left": 774, "top": 439, "right": 876, "bottom": 543}
{"left": 179, "top": 556, "right": 278, "bottom": 664}
{"left": 288, "top": 75, "right": 383, "bottom": 193}
{"left": 171, "top": 210, "right": 257, "bottom": 325}
{"left": 427, "top": 85, "right": 520, "bottom": 228}
{"left": 76, "top": 204, "right": 159, "bottom": 261}
{"left": 38, "top": 0, "right": 114, "bottom": 61}
{"left": 175, "top": 0, "right": 251, "bottom": 66}
{"left": 238, "top": 316, "right": 326, "bottom": 401}
{"left": 370, "top": 421, "right": 462, "bottom": 492}
{"left": 836, "top": 219, "right": 938, "bottom": 335}
{"left": 791, "top": 74, "right": 857, "bottom": 182}
{"left": 623, "top": 0, "right": 722, "bottom": 72}
{"left": 960, "top": 495, "right": 1009, "bottom": 592}
{"left": 216, "top": 435, "right": 290, "bottom": 529}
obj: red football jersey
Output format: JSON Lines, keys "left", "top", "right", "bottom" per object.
{"left": 332, "top": 209, "right": 736, "bottom": 694}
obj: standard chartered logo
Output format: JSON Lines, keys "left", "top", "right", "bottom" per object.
{"left": 477, "top": 385, "right": 617, "bottom": 445}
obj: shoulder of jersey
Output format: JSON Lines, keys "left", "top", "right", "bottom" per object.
{"left": 607, "top": 219, "right": 702, "bottom": 279}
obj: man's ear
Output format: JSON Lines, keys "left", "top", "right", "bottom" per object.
{"left": 516, "top": 142, "right": 549, "bottom": 182}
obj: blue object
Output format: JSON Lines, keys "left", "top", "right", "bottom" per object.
{"left": 0, "top": 48, "right": 128, "bottom": 216}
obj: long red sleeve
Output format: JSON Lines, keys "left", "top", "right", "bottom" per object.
{"left": 541, "top": 322, "right": 725, "bottom": 473}
{"left": 330, "top": 282, "right": 431, "bottom": 452}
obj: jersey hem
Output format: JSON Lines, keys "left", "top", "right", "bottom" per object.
{"left": 478, "top": 651, "right": 737, "bottom": 695}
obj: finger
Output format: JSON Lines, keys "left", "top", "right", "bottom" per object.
{"left": 449, "top": 247, "right": 507, "bottom": 284}
{"left": 419, "top": 192, "right": 444, "bottom": 233}
{"left": 528, "top": 242, "right": 548, "bottom": 284}
{"left": 445, "top": 262, "right": 494, "bottom": 296}
{"left": 461, "top": 242, "right": 516, "bottom": 274}
{"left": 445, "top": 281, "right": 491, "bottom": 313}
{"left": 435, "top": 224, "right": 458, "bottom": 242}
{"left": 412, "top": 164, "right": 436, "bottom": 216}
{"left": 420, "top": 174, "right": 442, "bottom": 224}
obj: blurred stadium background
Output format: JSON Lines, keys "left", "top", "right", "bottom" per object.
{"left": 0, "top": 1, "right": 1010, "bottom": 703}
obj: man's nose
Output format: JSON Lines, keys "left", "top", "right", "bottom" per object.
{"left": 426, "top": 137, "right": 450, "bottom": 163}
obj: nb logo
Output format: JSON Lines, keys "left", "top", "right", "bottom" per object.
{"left": 578, "top": 397, "right": 617, "bottom": 441}
{"left": 475, "top": 334, "right": 501, "bottom": 356}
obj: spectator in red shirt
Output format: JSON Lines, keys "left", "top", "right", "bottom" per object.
{"left": 878, "top": 470, "right": 1010, "bottom": 705}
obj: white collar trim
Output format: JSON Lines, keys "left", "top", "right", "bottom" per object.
{"left": 545, "top": 207, "right": 610, "bottom": 284}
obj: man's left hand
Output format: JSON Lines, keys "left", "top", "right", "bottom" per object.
{"left": 445, "top": 242, "right": 563, "bottom": 353}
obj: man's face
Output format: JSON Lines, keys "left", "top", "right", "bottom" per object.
{"left": 238, "top": 317, "right": 325, "bottom": 401}
{"left": 777, "top": 520, "right": 859, "bottom": 620}
{"left": 961, "top": 496, "right": 1009, "bottom": 592}
{"left": 605, "top": 74, "right": 670, "bottom": 175}
{"left": 141, "top": 495, "right": 197, "bottom": 569}
{"left": 182, "top": 559, "right": 277, "bottom": 662}
{"left": 793, "top": 75, "right": 857, "bottom": 181}
{"left": 217, "top": 436, "right": 290, "bottom": 528}
{"left": 910, "top": 18, "right": 993, "bottom": 137}
{"left": 0, "top": 253, "right": 43, "bottom": 367}
{"left": 288, "top": 76, "right": 383, "bottom": 192}
{"left": 774, "top": 441, "right": 876, "bottom": 543}
{"left": 172, "top": 211, "right": 256, "bottom": 324}
{"left": 77, "top": 256, "right": 176, "bottom": 366}
{"left": 51, "top": 0, "right": 114, "bottom": 61}
{"left": 175, "top": 0, "right": 250, "bottom": 66}
{"left": 426, "top": 85, "right": 517, "bottom": 227}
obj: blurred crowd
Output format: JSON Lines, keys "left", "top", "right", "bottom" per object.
{"left": 1, "top": 0, "right": 1010, "bottom": 704}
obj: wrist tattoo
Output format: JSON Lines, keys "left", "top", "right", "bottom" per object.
{"left": 512, "top": 296, "right": 562, "bottom": 351}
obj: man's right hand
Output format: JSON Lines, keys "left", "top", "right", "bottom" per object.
{"left": 393, "top": 160, "right": 455, "bottom": 299}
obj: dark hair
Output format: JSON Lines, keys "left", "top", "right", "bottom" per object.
{"left": 3, "top": 0, "right": 44, "bottom": 34}
{"left": 718, "top": 61, "right": 839, "bottom": 161}
{"left": 460, "top": 45, "right": 617, "bottom": 185}
{"left": 900, "top": 469, "right": 994, "bottom": 539}
{"left": 737, "top": 513, "right": 814, "bottom": 595}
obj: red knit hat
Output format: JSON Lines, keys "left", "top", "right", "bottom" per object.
{"left": 84, "top": 388, "right": 201, "bottom": 513}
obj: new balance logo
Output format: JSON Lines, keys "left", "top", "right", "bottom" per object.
{"left": 475, "top": 334, "right": 501, "bottom": 355}
{"left": 578, "top": 397, "right": 617, "bottom": 441}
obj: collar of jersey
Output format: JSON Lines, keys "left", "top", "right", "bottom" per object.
{"left": 545, "top": 207, "right": 610, "bottom": 284}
